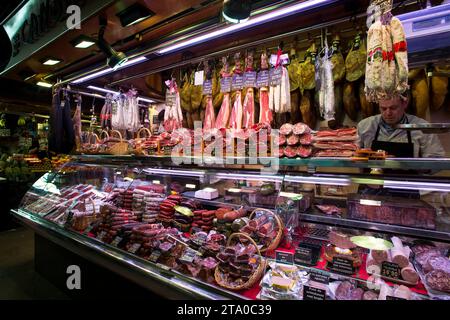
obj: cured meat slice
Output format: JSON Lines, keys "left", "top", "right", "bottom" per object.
{"left": 280, "top": 123, "right": 293, "bottom": 135}
{"left": 283, "top": 146, "right": 297, "bottom": 158}
{"left": 299, "top": 133, "right": 313, "bottom": 145}
{"left": 296, "top": 146, "right": 312, "bottom": 158}
{"left": 286, "top": 134, "right": 299, "bottom": 146}
{"left": 293, "top": 122, "right": 310, "bottom": 135}
{"left": 315, "top": 149, "right": 354, "bottom": 157}
{"left": 313, "top": 141, "right": 358, "bottom": 150}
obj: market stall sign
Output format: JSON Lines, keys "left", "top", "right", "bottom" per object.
{"left": 294, "top": 246, "right": 312, "bottom": 265}
{"left": 275, "top": 250, "right": 294, "bottom": 264}
{"left": 309, "top": 270, "right": 330, "bottom": 285}
{"left": 202, "top": 80, "right": 213, "bottom": 95}
{"left": 220, "top": 77, "right": 232, "bottom": 93}
{"left": 269, "top": 67, "right": 283, "bottom": 86}
{"left": 256, "top": 70, "right": 269, "bottom": 88}
{"left": 231, "top": 74, "right": 244, "bottom": 91}
{"left": 243, "top": 71, "right": 257, "bottom": 87}
{"left": 303, "top": 285, "right": 326, "bottom": 300}
{"left": 1, "top": 0, "right": 114, "bottom": 76}
{"left": 328, "top": 257, "right": 354, "bottom": 275}
{"left": 381, "top": 261, "right": 401, "bottom": 280}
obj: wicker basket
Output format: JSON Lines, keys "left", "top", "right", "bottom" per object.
{"left": 80, "top": 132, "right": 100, "bottom": 154}
{"left": 133, "top": 127, "right": 152, "bottom": 155}
{"left": 214, "top": 232, "right": 266, "bottom": 291}
{"left": 106, "top": 130, "right": 129, "bottom": 155}
{"left": 248, "top": 208, "right": 284, "bottom": 253}
{"left": 99, "top": 130, "right": 110, "bottom": 143}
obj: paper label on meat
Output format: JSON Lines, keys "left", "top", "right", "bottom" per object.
{"left": 243, "top": 71, "right": 257, "bottom": 87}
{"left": 165, "top": 92, "right": 177, "bottom": 107}
{"left": 202, "top": 80, "right": 213, "bottom": 95}
{"left": 194, "top": 71, "right": 204, "bottom": 86}
{"left": 256, "top": 70, "right": 270, "bottom": 88}
{"left": 269, "top": 67, "right": 283, "bottom": 86}
{"left": 231, "top": 74, "right": 244, "bottom": 91}
{"left": 220, "top": 77, "right": 232, "bottom": 93}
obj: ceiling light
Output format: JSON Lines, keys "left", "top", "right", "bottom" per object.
{"left": 117, "top": 3, "right": 155, "bottom": 27}
{"left": 98, "top": 16, "right": 128, "bottom": 69}
{"left": 87, "top": 86, "right": 118, "bottom": 95}
{"left": 72, "top": 56, "right": 147, "bottom": 84}
{"left": 37, "top": 81, "right": 53, "bottom": 88}
{"left": 71, "top": 35, "right": 96, "bottom": 49}
{"left": 137, "top": 97, "right": 155, "bottom": 103}
{"left": 222, "top": 0, "right": 252, "bottom": 24}
{"left": 158, "top": 0, "right": 333, "bottom": 54}
{"left": 42, "top": 58, "right": 62, "bottom": 66}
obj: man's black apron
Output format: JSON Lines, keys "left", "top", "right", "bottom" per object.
{"left": 360, "top": 117, "right": 419, "bottom": 199}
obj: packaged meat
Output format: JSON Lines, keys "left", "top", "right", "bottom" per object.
{"left": 425, "top": 270, "right": 450, "bottom": 293}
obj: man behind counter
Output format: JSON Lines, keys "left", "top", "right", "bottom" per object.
{"left": 357, "top": 94, "right": 445, "bottom": 158}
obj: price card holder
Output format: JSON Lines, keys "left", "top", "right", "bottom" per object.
{"left": 202, "top": 79, "right": 213, "bottom": 95}
{"left": 231, "top": 74, "right": 244, "bottom": 91}
{"left": 303, "top": 285, "right": 326, "bottom": 300}
{"left": 294, "top": 246, "right": 313, "bottom": 265}
{"left": 243, "top": 71, "right": 257, "bottom": 87}
{"left": 128, "top": 243, "right": 141, "bottom": 254}
{"left": 220, "top": 77, "right": 232, "bottom": 93}
{"left": 328, "top": 257, "right": 355, "bottom": 275}
{"left": 110, "top": 236, "right": 123, "bottom": 247}
{"left": 194, "top": 71, "right": 204, "bottom": 86}
{"left": 381, "top": 261, "right": 401, "bottom": 280}
{"left": 148, "top": 250, "right": 162, "bottom": 263}
{"left": 269, "top": 67, "right": 283, "bottom": 86}
{"left": 275, "top": 250, "right": 294, "bottom": 264}
{"left": 256, "top": 70, "right": 269, "bottom": 88}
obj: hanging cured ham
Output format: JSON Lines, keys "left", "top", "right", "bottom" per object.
{"left": 258, "top": 52, "right": 273, "bottom": 126}
{"left": 126, "top": 88, "right": 140, "bottom": 133}
{"left": 411, "top": 69, "right": 429, "bottom": 119}
{"left": 299, "top": 42, "right": 316, "bottom": 92}
{"left": 242, "top": 51, "right": 256, "bottom": 128}
{"left": 163, "top": 80, "right": 183, "bottom": 132}
{"left": 343, "top": 82, "right": 359, "bottom": 121}
{"left": 72, "top": 94, "right": 82, "bottom": 150}
{"left": 330, "top": 34, "right": 345, "bottom": 83}
{"left": 431, "top": 66, "right": 449, "bottom": 110}
{"left": 345, "top": 33, "right": 366, "bottom": 82}
{"left": 215, "top": 94, "right": 230, "bottom": 129}
{"left": 100, "top": 93, "right": 113, "bottom": 130}
{"left": 230, "top": 91, "right": 243, "bottom": 129}
{"left": 300, "top": 90, "right": 315, "bottom": 129}
{"left": 203, "top": 95, "right": 216, "bottom": 130}
{"left": 316, "top": 36, "right": 335, "bottom": 121}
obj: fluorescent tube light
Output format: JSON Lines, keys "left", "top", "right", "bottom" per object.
{"left": 137, "top": 97, "right": 155, "bottom": 103}
{"left": 215, "top": 173, "right": 283, "bottom": 182}
{"left": 383, "top": 180, "right": 450, "bottom": 192}
{"left": 42, "top": 58, "right": 62, "bottom": 66}
{"left": 88, "top": 86, "right": 118, "bottom": 95}
{"left": 284, "top": 175, "right": 351, "bottom": 186}
{"left": 158, "top": 0, "right": 332, "bottom": 54}
{"left": 37, "top": 81, "right": 53, "bottom": 88}
{"left": 143, "top": 168, "right": 205, "bottom": 177}
{"left": 72, "top": 56, "right": 147, "bottom": 84}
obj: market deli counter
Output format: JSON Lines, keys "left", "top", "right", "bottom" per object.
{"left": 11, "top": 156, "right": 450, "bottom": 300}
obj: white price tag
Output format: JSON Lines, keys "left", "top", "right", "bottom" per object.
{"left": 194, "top": 71, "right": 204, "bottom": 86}
{"left": 269, "top": 53, "right": 289, "bottom": 67}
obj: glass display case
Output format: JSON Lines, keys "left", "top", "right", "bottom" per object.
{"left": 11, "top": 155, "right": 450, "bottom": 300}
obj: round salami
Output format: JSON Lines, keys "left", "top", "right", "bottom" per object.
{"left": 287, "top": 134, "right": 299, "bottom": 146}
{"left": 284, "top": 146, "right": 297, "bottom": 158}
{"left": 278, "top": 135, "right": 287, "bottom": 146}
{"left": 299, "top": 133, "right": 313, "bottom": 145}
{"left": 280, "top": 123, "right": 293, "bottom": 135}
{"left": 297, "top": 146, "right": 312, "bottom": 158}
{"left": 293, "top": 122, "right": 310, "bottom": 135}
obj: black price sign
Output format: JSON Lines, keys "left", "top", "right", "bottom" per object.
{"left": 128, "top": 243, "right": 141, "bottom": 254}
{"left": 329, "top": 257, "right": 355, "bottom": 275}
{"left": 243, "top": 71, "right": 257, "bottom": 87}
{"left": 269, "top": 67, "right": 283, "bottom": 86}
{"left": 386, "top": 295, "right": 406, "bottom": 300}
{"left": 275, "top": 251, "right": 294, "bottom": 264}
{"left": 256, "top": 70, "right": 269, "bottom": 88}
{"left": 202, "top": 79, "right": 213, "bottom": 95}
{"left": 231, "top": 74, "right": 244, "bottom": 91}
{"left": 381, "top": 261, "right": 401, "bottom": 280}
{"left": 220, "top": 77, "right": 232, "bottom": 93}
{"left": 303, "top": 285, "right": 326, "bottom": 300}
{"left": 309, "top": 270, "right": 330, "bottom": 285}
{"left": 110, "top": 236, "right": 123, "bottom": 247}
{"left": 294, "top": 246, "right": 313, "bottom": 265}
{"left": 149, "top": 250, "right": 162, "bottom": 263}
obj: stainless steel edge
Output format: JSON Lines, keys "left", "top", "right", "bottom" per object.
{"left": 10, "top": 209, "right": 246, "bottom": 300}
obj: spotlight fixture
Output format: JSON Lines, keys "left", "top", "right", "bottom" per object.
{"left": 98, "top": 16, "right": 128, "bottom": 69}
{"left": 117, "top": 3, "right": 154, "bottom": 27}
{"left": 41, "top": 57, "right": 62, "bottom": 66}
{"left": 222, "top": 0, "right": 252, "bottom": 24}
{"left": 36, "top": 81, "right": 53, "bottom": 88}
{"left": 71, "top": 35, "right": 96, "bottom": 49}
